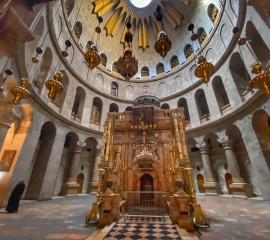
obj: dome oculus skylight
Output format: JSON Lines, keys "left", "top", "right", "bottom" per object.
{"left": 130, "top": 0, "right": 152, "bottom": 8}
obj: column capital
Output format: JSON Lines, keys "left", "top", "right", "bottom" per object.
{"left": 217, "top": 136, "right": 234, "bottom": 150}
{"left": 74, "top": 141, "right": 86, "bottom": 152}
{"left": 195, "top": 141, "right": 208, "bottom": 154}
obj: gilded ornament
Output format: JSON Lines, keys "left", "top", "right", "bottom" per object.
{"left": 10, "top": 78, "right": 31, "bottom": 105}
{"left": 45, "top": 72, "right": 64, "bottom": 100}
{"left": 195, "top": 56, "right": 215, "bottom": 84}
{"left": 250, "top": 63, "right": 270, "bottom": 96}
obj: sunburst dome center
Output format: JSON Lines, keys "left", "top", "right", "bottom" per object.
{"left": 129, "top": 0, "right": 152, "bottom": 8}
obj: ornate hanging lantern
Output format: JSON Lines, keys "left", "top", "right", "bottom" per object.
{"left": 250, "top": 63, "right": 270, "bottom": 96}
{"left": 45, "top": 72, "right": 64, "bottom": 100}
{"left": 238, "top": 37, "right": 270, "bottom": 96}
{"left": 194, "top": 56, "right": 215, "bottom": 84}
{"left": 154, "top": 5, "right": 171, "bottom": 58}
{"left": 116, "top": 21, "right": 138, "bottom": 80}
{"left": 10, "top": 78, "right": 31, "bottom": 105}
{"left": 84, "top": 17, "right": 103, "bottom": 70}
{"left": 188, "top": 23, "right": 215, "bottom": 84}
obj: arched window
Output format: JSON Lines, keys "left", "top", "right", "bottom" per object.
{"left": 229, "top": 52, "right": 250, "bottom": 96}
{"left": 73, "top": 21, "right": 82, "bottom": 39}
{"left": 208, "top": 4, "right": 219, "bottom": 23}
{"left": 195, "top": 89, "right": 210, "bottom": 120}
{"left": 100, "top": 53, "right": 107, "bottom": 67}
{"left": 246, "top": 21, "right": 270, "bottom": 68}
{"left": 111, "top": 82, "right": 118, "bottom": 96}
{"left": 86, "top": 41, "right": 93, "bottom": 50}
{"left": 109, "top": 103, "right": 119, "bottom": 112}
{"left": 141, "top": 66, "right": 150, "bottom": 77}
{"left": 212, "top": 76, "right": 230, "bottom": 111}
{"left": 161, "top": 103, "right": 170, "bottom": 109}
{"left": 177, "top": 98, "right": 190, "bottom": 121}
{"left": 65, "top": 0, "right": 75, "bottom": 16}
{"left": 170, "top": 55, "right": 179, "bottom": 69}
{"left": 71, "top": 87, "right": 86, "bottom": 121}
{"left": 184, "top": 44, "right": 194, "bottom": 59}
{"left": 156, "top": 63, "right": 165, "bottom": 75}
{"left": 197, "top": 27, "right": 207, "bottom": 45}
{"left": 125, "top": 106, "right": 132, "bottom": 111}
{"left": 112, "top": 62, "right": 118, "bottom": 72}
{"left": 90, "top": 97, "right": 103, "bottom": 124}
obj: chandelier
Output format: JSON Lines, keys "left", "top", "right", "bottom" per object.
{"left": 116, "top": 21, "right": 138, "bottom": 80}
{"left": 84, "top": 16, "right": 103, "bottom": 70}
{"left": 154, "top": 5, "right": 171, "bottom": 58}
{"left": 10, "top": 78, "right": 31, "bottom": 105}
{"left": 188, "top": 23, "right": 215, "bottom": 84}
{"left": 238, "top": 37, "right": 270, "bottom": 96}
{"left": 45, "top": 72, "right": 64, "bottom": 100}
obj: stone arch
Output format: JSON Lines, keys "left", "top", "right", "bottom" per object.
{"left": 156, "top": 62, "right": 165, "bottom": 75}
{"left": 53, "top": 132, "right": 79, "bottom": 196}
{"left": 71, "top": 87, "right": 86, "bottom": 121}
{"left": 229, "top": 52, "right": 250, "bottom": 97}
{"left": 184, "top": 44, "right": 193, "bottom": 59}
{"left": 54, "top": 70, "right": 69, "bottom": 110}
{"left": 161, "top": 103, "right": 170, "bottom": 109}
{"left": 197, "top": 27, "right": 207, "bottom": 45}
{"left": 111, "top": 81, "right": 118, "bottom": 96}
{"left": 252, "top": 110, "right": 270, "bottom": 171}
{"left": 90, "top": 97, "right": 103, "bottom": 125}
{"left": 100, "top": 53, "right": 107, "bottom": 67}
{"left": 246, "top": 21, "right": 270, "bottom": 67}
{"left": 65, "top": 0, "right": 75, "bottom": 16}
{"left": 112, "top": 61, "right": 118, "bottom": 72}
{"left": 212, "top": 76, "right": 230, "bottom": 112}
{"left": 73, "top": 21, "right": 82, "bottom": 40}
{"left": 248, "top": 1, "right": 270, "bottom": 29}
{"left": 34, "top": 47, "right": 53, "bottom": 93}
{"left": 141, "top": 66, "right": 150, "bottom": 77}
{"left": 208, "top": 3, "right": 219, "bottom": 23}
{"left": 26, "top": 121, "right": 56, "bottom": 199}
{"left": 195, "top": 89, "right": 210, "bottom": 121}
{"left": 177, "top": 98, "right": 190, "bottom": 122}
{"left": 109, "top": 103, "right": 119, "bottom": 112}
{"left": 226, "top": 125, "right": 257, "bottom": 195}
{"left": 170, "top": 55, "right": 179, "bottom": 69}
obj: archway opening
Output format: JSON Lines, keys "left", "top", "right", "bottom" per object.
{"left": 77, "top": 173, "right": 84, "bottom": 194}
{"left": 197, "top": 174, "right": 205, "bottom": 193}
{"left": 26, "top": 122, "right": 56, "bottom": 200}
{"left": 225, "top": 173, "right": 233, "bottom": 194}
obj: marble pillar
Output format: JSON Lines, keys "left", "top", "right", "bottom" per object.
{"left": 219, "top": 137, "right": 252, "bottom": 197}
{"left": 66, "top": 141, "right": 86, "bottom": 195}
{"left": 90, "top": 147, "right": 101, "bottom": 193}
{"left": 196, "top": 141, "right": 218, "bottom": 194}
{"left": 236, "top": 116, "right": 270, "bottom": 200}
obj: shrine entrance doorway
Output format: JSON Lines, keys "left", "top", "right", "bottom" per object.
{"left": 140, "top": 174, "right": 154, "bottom": 206}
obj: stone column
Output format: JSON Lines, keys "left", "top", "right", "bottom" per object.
{"left": 219, "top": 137, "right": 252, "bottom": 197}
{"left": 66, "top": 141, "right": 86, "bottom": 195}
{"left": 90, "top": 147, "right": 101, "bottom": 193}
{"left": 196, "top": 141, "right": 218, "bottom": 194}
{"left": 236, "top": 116, "right": 270, "bottom": 200}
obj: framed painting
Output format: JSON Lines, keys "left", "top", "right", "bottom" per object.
{"left": 0, "top": 150, "right": 16, "bottom": 172}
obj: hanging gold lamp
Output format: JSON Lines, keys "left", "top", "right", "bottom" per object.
{"left": 154, "top": 5, "right": 172, "bottom": 58}
{"left": 249, "top": 63, "right": 270, "bottom": 96}
{"left": 194, "top": 56, "right": 215, "bottom": 84}
{"left": 10, "top": 78, "right": 31, "bottom": 105}
{"left": 238, "top": 37, "right": 270, "bottom": 96}
{"left": 84, "top": 16, "right": 103, "bottom": 70}
{"left": 45, "top": 72, "right": 64, "bottom": 100}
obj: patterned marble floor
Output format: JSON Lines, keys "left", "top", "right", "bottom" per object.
{"left": 104, "top": 222, "right": 181, "bottom": 240}
{"left": 0, "top": 195, "right": 97, "bottom": 240}
{"left": 0, "top": 195, "right": 270, "bottom": 239}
